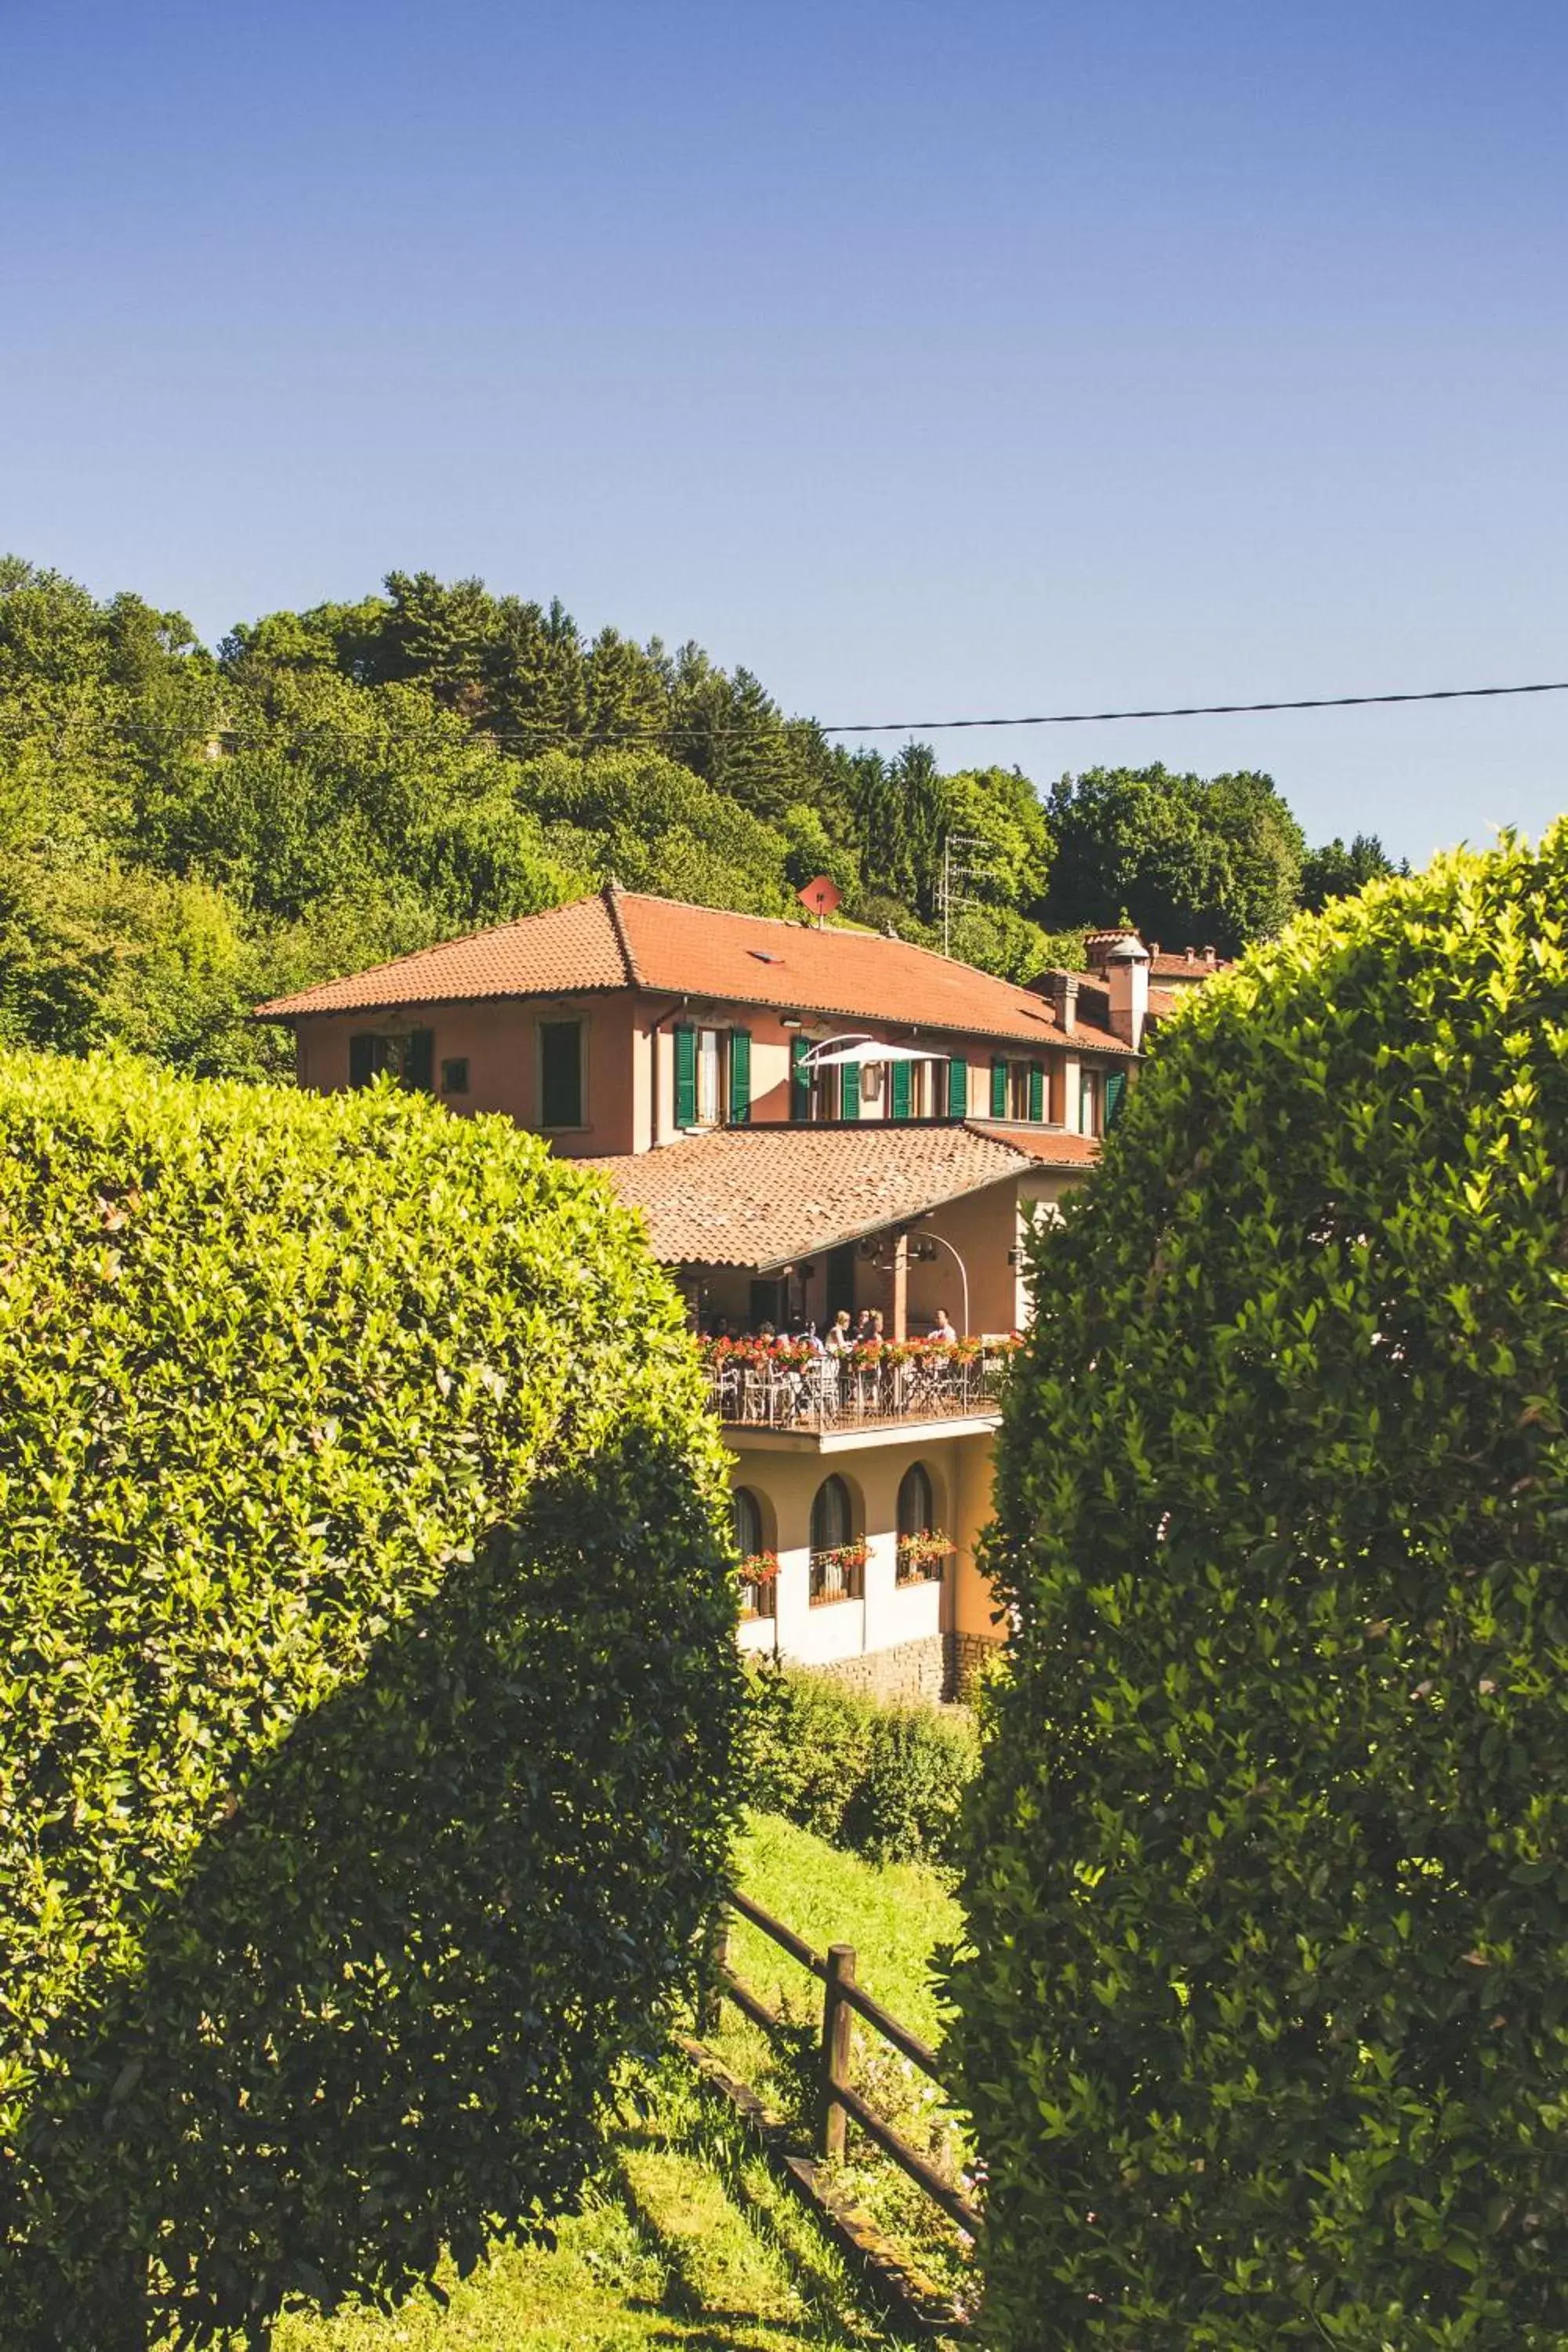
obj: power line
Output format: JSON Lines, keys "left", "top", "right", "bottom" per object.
{"left": 468, "top": 673, "right": 1568, "bottom": 747}
{"left": 163, "top": 673, "right": 1568, "bottom": 760}
{"left": 814, "top": 677, "right": 1568, "bottom": 735}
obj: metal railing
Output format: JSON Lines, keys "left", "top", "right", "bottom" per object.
{"left": 705, "top": 1349, "right": 1010, "bottom": 1433}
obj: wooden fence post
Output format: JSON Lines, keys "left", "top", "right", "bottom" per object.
{"left": 698, "top": 1903, "right": 731, "bottom": 2038}
{"left": 818, "top": 1942, "right": 856, "bottom": 2162}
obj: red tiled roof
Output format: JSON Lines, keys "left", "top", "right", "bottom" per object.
{"left": 971, "top": 1124, "right": 1102, "bottom": 1168}
{"left": 586, "top": 1119, "right": 1098, "bottom": 1266}
{"left": 255, "top": 887, "right": 1137, "bottom": 1054}
{"left": 253, "top": 894, "right": 628, "bottom": 1015}
{"left": 1079, "top": 930, "right": 1230, "bottom": 984}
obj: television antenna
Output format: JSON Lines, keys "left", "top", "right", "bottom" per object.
{"left": 797, "top": 874, "right": 841, "bottom": 926}
{"left": 936, "top": 833, "right": 993, "bottom": 958}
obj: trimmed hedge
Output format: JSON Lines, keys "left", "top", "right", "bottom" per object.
{"left": 748, "top": 1664, "right": 978, "bottom": 1869}
{"left": 952, "top": 833, "right": 1568, "bottom": 2348}
{"left": 0, "top": 1051, "right": 744, "bottom": 2349}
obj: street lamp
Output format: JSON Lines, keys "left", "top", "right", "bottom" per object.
{"left": 913, "top": 1229, "right": 971, "bottom": 1337}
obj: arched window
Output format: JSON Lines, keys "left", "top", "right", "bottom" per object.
{"left": 897, "top": 1461, "right": 935, "bottom": 1542}
{"left": 896, "top": 1461, "right": 943, "bottom": 1584}
{"left": 732, "top": 1486, "right": 764, "bottom": 1559}
{"left": 809, "top": 1475, "right": 860, "bottom": 1606}
{"left": 811, "top": 1475, "right": 852, "bottom": 1555}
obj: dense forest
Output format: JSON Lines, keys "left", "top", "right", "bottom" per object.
{"left": 0, "top": 557, "right": 1402, "bottom": 1080}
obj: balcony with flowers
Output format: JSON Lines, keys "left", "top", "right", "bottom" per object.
{"left": 702, "top": 1333, "right": 1017, "bottom": 1436}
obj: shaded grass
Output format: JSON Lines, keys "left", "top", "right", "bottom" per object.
{"left": 218, "top": 1815, "right": 971, "bottom": 2348}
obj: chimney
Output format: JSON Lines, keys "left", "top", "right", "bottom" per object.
{"left": 1025, "top": 969, "right": 1080, "bottom": 1035}
{"left": 1105, "top": 937, "right": 1150, "bottom": 1052}
{"left": 1203, "top": 944, "right": 1217, "bottom": 968}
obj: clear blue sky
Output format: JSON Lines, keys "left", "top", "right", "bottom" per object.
{"left": 4, "top": 0, "right": 1564, "bottom": 862}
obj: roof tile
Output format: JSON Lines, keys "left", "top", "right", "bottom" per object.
{"left": 586, "top": 1119, "right": 1098, "bottom": 1266}
{"left": 256, "top": 888, "right": 1137, "bottom": 1053}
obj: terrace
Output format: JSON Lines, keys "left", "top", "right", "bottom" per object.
{"left": 703, "top": 1337, "right": 1015, "bottom": 1435}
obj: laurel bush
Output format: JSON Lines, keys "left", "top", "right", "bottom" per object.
{"left": 951, "top": 832, "right": 1568, "bottom": 2348}
{"left": 0, "top": 1052, "right": 743, "bottom": 2349}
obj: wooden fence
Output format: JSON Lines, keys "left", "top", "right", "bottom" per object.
{"left": 699, "top": 1885, "right": 982, "bottom": 2241}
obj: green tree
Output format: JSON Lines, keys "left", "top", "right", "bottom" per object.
{"left": 1300, "top": 830, "right": 1408, "bottom": 911}
{"left": 953, "top": 829, "right": 1568, "bottom": 2347}
{"left": 1044, "top": 763, "right": 1304, "bottom": 950}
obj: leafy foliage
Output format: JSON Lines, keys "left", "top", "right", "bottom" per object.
{"left": 1300, "top": 829, "right": 1410, "bottom": 911}
{"left": 0, "top": 1050, "right": 744, "bottom": 2347}
{"left": 2, "top": 554, "right": 1359, "bottom": 1080}
{"left": 951, "top": 830, "right": 1568, "bottom": 2347}
{"left": 747, "top": 1665, "right": 978, "bottom": 1869}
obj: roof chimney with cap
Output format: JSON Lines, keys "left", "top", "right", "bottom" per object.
{"left": 1105, "top": 935, "right": 1150, "bottom": 1052}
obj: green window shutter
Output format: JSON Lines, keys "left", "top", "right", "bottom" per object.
{"left": 405, "top": 1029, "right": 434, "bottom": 1093}
{"left": 349, "top": 1034, "right": 374, "bottom": 1090}
{"left": 1105, "top": 1067, "right": 1127, "bottom": 1129}
{"left": 728, "top": 1029, "right": 751, "bottom": 1123}
{"left": 1028, "top": 1062, "right": 1044, "bottom": 1122}
{"left": 840, "top": 1057, "right": 860, "bottom": 1119}
{"left": 790, "top": 1033, "right": 811, "bottom": 1121}
{"left": 990, "top": 1060, "right": 1007, "bottom": 1118}
{"left": 891, "top": 1058, "right": 912, "bottom": 1120}
{"left": 947, "top": 1055, "right": 968, "bottom": 1118}
{"left": 674, "top": 1026, "right": 697, "bottom": 1127}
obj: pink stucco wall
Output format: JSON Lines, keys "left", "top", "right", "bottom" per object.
{"left": 283, "top": 982, "right": 1123, "bottom": 1162}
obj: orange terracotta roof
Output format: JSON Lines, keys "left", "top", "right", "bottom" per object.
{"left": 253, "top": 894, "right": 628, "bottom": 1015}
{"left": 1079, "top": 930, "right": 1230, "bottom": 985}
{"left": 586, "top": 1119, "right": 1098, "bottom": 1266}
{"left": 255, "top": 887, "right": 1137, "bottom": 1054}
{"left": 971, "top": 1125, "right": 1102, "bottom": 1168}
{"left": 1145, "top": 986, "right": 1181, "bottom": 1018}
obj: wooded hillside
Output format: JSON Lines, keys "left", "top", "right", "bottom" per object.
{"left": 0, "top": 556, "right": 1399, "bottom": 1079}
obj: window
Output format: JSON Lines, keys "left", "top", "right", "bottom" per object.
{"left": 1080, "top": 1069, "right": 1102, "bottom": 1137}
{"left": 1007, "top": 1062, "right": 1031, "bottom": 1120}
{"left": 733, "top": 1486, "right": 764, "bottom": 1557}
{"left": 440, "top": 1057, "right": 469, "bottom": 1095}
{"left": 897, "top": 1461, "right": 934, "bottom": 1541}
{"left": 695, "top": 1029, "right": 723, "bottom": 1123}
{"left": 539, "top": 1019, "right": 583, "bottom": 1128}
{"left": 735, "top": 1485, "right": 774, "bottom": 1620}
{"left": 809, "top": 1474, "right": 862, "bottom": 1606}
{"left": 349, "top": 1030, "right": 433, "bottom": 1091}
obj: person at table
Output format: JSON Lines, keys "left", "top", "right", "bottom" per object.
{"left": 825, "top": 1309, "right": 854, "bottom": 1356}
{"left": 931, "top": 1307, "right": 958, "bottom": 1345}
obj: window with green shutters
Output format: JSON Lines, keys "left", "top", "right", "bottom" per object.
{"left": 1105, "top": 1066, "right": 1127, "bottom": 1128}
{"left": 673, "top": 1025, "right": 697, "bottom": 1127}
{"left": 1028, "top": 1062, "right": 1044, "bottom": 1122}
{"left": 947, "top": 1056, "right": 968, "bottom": 1118}
{"left": 728, "top": 1029, "right": 751, "bottom": 1123}
{"left": 840, "top": 1058, "right": 860, "bottom": 1119}
{"left": 990, "top": 1060, "right": 1007, "bottom": 1117}
{"left": 790, "top": 1033, "right": 811, "bottom": 1121}
{"left": 891, "top": 1058, "right": 912, "bottom": 1120}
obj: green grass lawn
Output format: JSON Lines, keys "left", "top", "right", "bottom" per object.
{"left": 263, "top": 1813, "right": 967, "bottom": 2352}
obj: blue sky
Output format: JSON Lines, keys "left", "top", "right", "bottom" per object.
{"left": 3, "top": 0, "right": 1564, "bottom": 862}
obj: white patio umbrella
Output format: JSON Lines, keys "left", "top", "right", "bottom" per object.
{"left": 801, "top": 1036, "right": 949, "bottom": 1068}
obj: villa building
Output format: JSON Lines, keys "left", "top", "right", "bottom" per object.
{"left": 257, "top": 886, "right": 1169, "bottom": 1700}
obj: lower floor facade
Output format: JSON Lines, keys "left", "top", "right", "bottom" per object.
{"left": 728, "top": 1417, "right": 1007, "bottom": 1702}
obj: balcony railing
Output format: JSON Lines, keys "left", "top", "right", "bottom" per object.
{"left": 703, "top": 1341, "right": 1014, "bottom": 1434}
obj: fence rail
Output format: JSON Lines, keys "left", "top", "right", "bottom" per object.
{"left": 702, "top": 1885, "right": 982, "bottom": 2241}
{"left": 705, "top": 1351, "right": 1009, "bottom": 1433}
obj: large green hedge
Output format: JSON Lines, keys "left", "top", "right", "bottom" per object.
{"left": 0, "top": 1051, "right": 744, "bottom": 2349}
{"left": 952, "top": 833, "right": 1568, "bottom": 2348}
